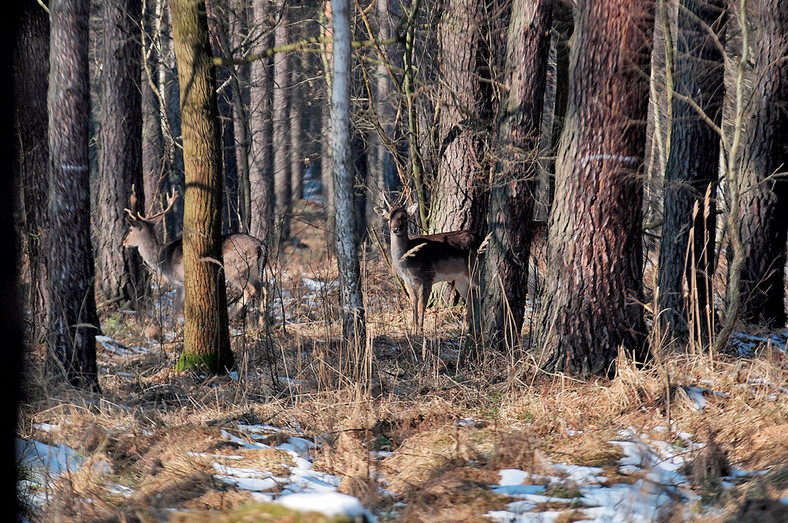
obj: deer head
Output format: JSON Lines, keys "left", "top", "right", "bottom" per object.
{"left": 122, "top": 185, "right": 179, "bottom": 249}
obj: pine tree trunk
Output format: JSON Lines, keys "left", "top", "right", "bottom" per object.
{"left": 737, "top": 0, "right": 788, "bottom": 327}
{"left": 273, "top": 0, "right": 292, "bottom": 243}
{"left": 321, "top": 1, "right": 335, "bottom": 247}
{"left": 14, "top": 2, "right": 50, "bottom": 342}
{"left": 332, "top": 0, "right": 366, "bottom": 345}
{"left": 430, "top": 0, "right": 488, "bottom": 235}
{"left": 657, "top": 0, "right": 725, "bottom": 338}
{"left": 536, "top": 0, "right": 652, "bottom": 376}
{"left": 471, "top": 0, "right": 553, "bottom": 354}
{"left": 142, "top": 1, "right": 164, "bottom": 216}
{"left": 47, "top": 0, "right": 100, "bottom": 389}
{"left": 171, "top": 0, "right": 234, "bottom": 373}
{"left": 291, "top": 50, "right": 304, "bottom": 203}
{"left": 249, "top": 0, "right": 274, "bottom": 242}
{"left": 97, "top": 0, "right": 145, "bottom": 307}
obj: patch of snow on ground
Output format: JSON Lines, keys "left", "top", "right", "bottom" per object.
{"left": 278, "top": 492, "right": 376, "bottom": 521}
{"left": 17, "top": 438, "right": 83, "bottom": 509}
{"left": 730, "top": 330, "right": 788, "bottom": 357}
{"left": 208, "top": 425, "right": 369, "bottom": 520}
{"left": 96, "top": 335, "right": 149, "bottom": 357}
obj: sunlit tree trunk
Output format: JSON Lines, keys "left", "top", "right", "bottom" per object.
{"left": 331, "top": 0, "right": 365, "bottom": 344}
{"left": 97, "top": 0, "right": 145, "bottom": 307}
{"left": 47, "top": 0, "right": 100, "bottom": 389}
{"left": 273, "top": 0, "right": 291, "bottom": 243}
{"left": 536, "top": 0, "right": 652, "bottom": 376}
{"left": 737, "top": 0, "right": 788, "bottom": 327}
{"left": 172, "top": 0, "right": 234, "bottom": 372}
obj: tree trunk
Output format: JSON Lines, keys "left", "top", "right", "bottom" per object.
{"left": 142, "top": 1, "right": 164, "bottom": 218}
{"left": 97, "top": 0, "right": 145, "bottom": 307}
{"left": 249, "top": 0, "right": 274, "bottom": 242}
{"left": 3, "top": 4, "right": 24, "bottom": 511}
{"left": 331, "top": 0, "right": 366, "bottom": 345}
{"left": 657, "top": 0, "right": 725, "bottom": 338}
{"left": 536, "top": 0, "right": 652, "bottom": 376}
{"left": 291, "top": 50, "right": 304, "bottom": 203}
{"left": 273, "top": 0, "right": 292, "bottom": 243}
{"left": 737, "top": 0, "right": 788, "bottom": 327}
{"left": 430, "top": 0, "right": 489, "bottom": 236}
{"left": 171, "top": 0, "right": 234, "bottom": 373}
{"left": 470, "top": 0, "right": 553, "bottom": 355}
{"left": 14, "top": 2, "right": 50, "bottom": 343}
{"left": 47, "top": 0, "right": 100, "bottom": 390}
{"left": 321, "top": 1, "right": 335, "bottom": 247}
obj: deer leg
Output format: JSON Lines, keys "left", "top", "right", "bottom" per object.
{"left": 418, "top": 283, "right": 431, "bottom": 334}
{"left": 455, "top": 276, "right": 471, "bottom": 328}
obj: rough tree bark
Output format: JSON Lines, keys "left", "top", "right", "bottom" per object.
{"left": 657, "top": 0, "right": 725, "bottom": 338}
{"left": 273, "top": 0, "right": 292, "bottom": 243}
{"left": 470, "top": 0, "right": 553, "bottom": 354}
{"left": 249, "top": 0, "right": 274, "bottom": 242}
{"left": 536, "top": 0, "right": 652, "bottom": 376}
{"left": 47, "top": 0, "right": 100, "bottom": 389}
{"left": 737, "top": 0, "right": 788, "bottom": 327}
{"left": 331, "top": 0, "right": 366, "bottom": 344}
{"left": 97, "top": 0, "right": 145, "bottom": 307}
{"left": 14, "top": 2, "right": 50, "bottom": 342}
{"left": 291, "top": 47, "right": 304, "bottom": 203}
{"left": 3, "top": 3, "right": 24, "bottom": 511}
{"left": 429, "top": 0, "right": 490, "bottom": 236}
{"left": 171, "top": 0, "right": 234, "bottom": 372}
{"left": 142, "top": 0, "right": 165, "bottom": 214}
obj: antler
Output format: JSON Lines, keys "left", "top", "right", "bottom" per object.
{"left": 124, "top": 185, "right": 179, "bottom": 222}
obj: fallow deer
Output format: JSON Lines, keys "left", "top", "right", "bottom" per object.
{"left": 122, "top": 187, "right": 267, "bottom": 319}
{"left": 377, "top": 201, "right": 479, "bottom": 333}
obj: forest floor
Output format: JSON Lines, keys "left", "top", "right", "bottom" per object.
{"left": 17, "top": 201, "right": 788, "bottom": 522}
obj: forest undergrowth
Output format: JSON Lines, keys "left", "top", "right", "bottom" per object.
{"left": 17, "top": 202, "right": 788, "bottom": 522}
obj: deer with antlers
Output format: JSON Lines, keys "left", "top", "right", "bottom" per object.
{"left": 122, "top": 186, "right": 267, "bottom": 319}
{"left": 376, "top": 195, "right": 482, "bottom": 333}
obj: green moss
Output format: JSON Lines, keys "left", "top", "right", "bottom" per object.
{"left": 172, "top": 502, "right": 358, "bottom": 522}
{"left": 175, "top": 350, "right": 235, "bottom": 374}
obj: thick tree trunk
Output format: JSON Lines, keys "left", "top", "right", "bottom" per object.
{"left": 470, "top": 0, "right": 553, "bottom": 354}
{"left": 172, "top": 0, "right": 234, "bottom": 373}
{"left": 249, "top": 0, "right": 274, "bottom": 242}
{"left": 331, "top": 0, "right": 365, "bottom": 344}
{"left": 14, "top": 2, "right": 50, "bottom": 342}
{"left": 657, "top": 0, "right": 725, "bottom": 338}
{"left": 3, "top": 4, "right": 24, "bottom": 511}
{"left": 537, "top": 0, "right": 652, "bottom": 376}
{"left": 97, "top": 0, "right": 145, "bottom": 307}
{"left": 430, "top": 0, "right": 489, "bottom": 236}
{"left": 47, "top": 0, "right": 100, "bottom": 389}
{"left": 737, "top": 0, "right": 788, "bottom": 327}
{"left": 273, "top": 0, "right": 292, "bottom": 243}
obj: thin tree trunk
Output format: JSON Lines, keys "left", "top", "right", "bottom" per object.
{"left": 470, "top": 0, "right": 553, "bottom": 355}
{"left": 291, "top": 50, "right": 304, "bottom": 203}
{"left": 273, "top": 0, "right": 291, "bottom": 243}
{"left": 321, "top": 1, "right": 336, "bottom": 247}
{"left": 657, "top": 0, "right": 725, "bottom": 339}
{"left": 249, "top": 0, "right": 274, "bottom": 242}
{"left": 536, "top": 0, "right": 652, "bottom": 376}
{"left": 47, "top": 0, "right": 100, "bottom": 390}
{"left": 331, "top": 0, "right": 365, "bottom": 345}
{"left": 737, "top": 0, "right": 788, "bottom": 327}
{"left": 97, "top": 0, "right": 145, "bottom": 307}
{"left": 172, "top": 0, "right": 234, "bottom": 373}
{"left": 14, "top": 2, "right": 50, "bottom": 343}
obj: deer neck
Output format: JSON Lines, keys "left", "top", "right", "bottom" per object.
{"left": 136, "top": 232, "right": 167, "bottom": 274}
{"left": 390, "top": 231, "right": 412, "bottom": 267}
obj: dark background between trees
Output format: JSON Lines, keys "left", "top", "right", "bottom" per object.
{"left": 11, "top": 0, "right": 788, "bottom": 386}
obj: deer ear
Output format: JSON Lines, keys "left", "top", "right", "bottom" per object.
{"left": 374, "top": 206, "right": 388, "bottom": 219}
{"left": 406, "top": 203, "right": 419, "bottom": 217}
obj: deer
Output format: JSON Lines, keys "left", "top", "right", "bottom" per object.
{"left": 376, "top": 199, "right": 480, "bottom": 333}
{"left": 122, "top": 187, "right": 267, "bottom": 320}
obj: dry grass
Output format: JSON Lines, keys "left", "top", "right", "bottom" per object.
{"left": 18, "top": 203, "right": 788, "bottom": 521}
